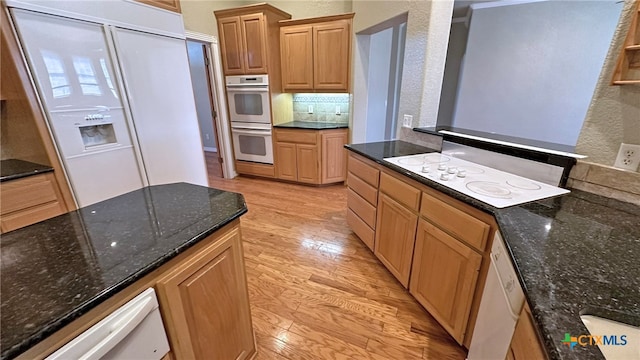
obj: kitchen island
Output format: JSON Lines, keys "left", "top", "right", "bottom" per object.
{"left": 346, "top": 141, "right": 640, "bottom": 360}
{"left": 0, "top": 183, "right": 253, "bottom": 360}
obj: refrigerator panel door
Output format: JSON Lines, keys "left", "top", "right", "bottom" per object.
{"left": 11, "top": 9, "right": 124, "bottom": 111}
{"left": 112, "top": 28, "right": 208, "bottom": 187}
{"left": 66, "top": 147, "right": 144, "bottom": 207}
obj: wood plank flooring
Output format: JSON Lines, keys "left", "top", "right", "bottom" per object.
{"left": 207, "top": 175, "right": 467, "bottom": 360}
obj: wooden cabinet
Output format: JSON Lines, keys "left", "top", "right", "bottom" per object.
{"left": 410, "top": 219, "right": 482, "bottom": 344}
{"left": 0, "top": 173, "right": 67, "bottom": 233}
{"left": 612, "top": 1, "right": 640, "bottom": 85}
{"left": 134, "top": 0, "right": 181, "bottom": 13}
{"left": 374, "top": 193, "right": 418, "bottom": 288}
{"left": 156, "top": 225, "right": 255, "bottom": 360}
{"left": 274, "top": 128, "right": 347, "bottom": 184}
{"left": 280, "top": 25, "right": 313, "bottom": 90}
{"left": 218, "top": 13, "right": 267, "bottom": 75}
{"left": 346, "top": 153, "right": 380, "bottom": 250}
{"left": 280, "top": 14, "right": 354, "bottom": 92}
{"left": 508, "top": 304, "right": 548, "bottom": 360}
{"left": 215, "top": 4, "right": 291, "bottom": 76}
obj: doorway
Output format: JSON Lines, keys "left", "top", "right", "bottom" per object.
{"left": 354, "top": 13, "right": 407, "bottom": 143}
{"left": 186, "top": 39, "right": 223, "bottom": 178}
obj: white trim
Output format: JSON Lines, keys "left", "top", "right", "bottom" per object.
{"left": 6, "top": 0, "right": 185, "bottom": 39}
{"left": 184, "top": 30, "right": 216, "bottom": 44}
{"left": 469, "top": 0, "right": 548, "bottom": 11}
{"left": 185, "top": 31, "right": 237, "bottom": 179}
{"left": 438, "top": 130, "right": 588, "bottom": 159}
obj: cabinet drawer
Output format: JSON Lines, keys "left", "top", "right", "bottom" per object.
{"left": 275, "top": 129, "right": 317, "bottom": 144}
{"left": 235, "top": 161, "right": 275, "bottom": 178}
{"left": 348, "top": 153, "right": 379, "bottom": 187}
{"left": 347, "top": 188, "right": 376, "bottom": 229}
{"left": 1, "top": 174, "right": 59, "bottom": 215}
{"left": 379, "top": 172, "right": 420, "bottom": 211}
{"left": 1, "top": 201, "right": 65, "bottom": 232}
{"left": 347, "top": 172, "right": 377, "bottom": 206}
{"left": 347, "top": 208, "right": 374, "bottom": 251}
{"left": 420, "top": 193, "right": 489, "bottom": 252}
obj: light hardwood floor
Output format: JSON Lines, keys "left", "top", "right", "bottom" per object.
{"left": 207, "top": 175, "right": 467, "bottom": 360}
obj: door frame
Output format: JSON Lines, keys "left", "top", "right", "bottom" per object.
{"left": 185, "top": 30, "right": 236, "bottom": 179}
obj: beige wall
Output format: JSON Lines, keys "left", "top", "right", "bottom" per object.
{"left": 350, "top": 0, "right": 452, "bottom": 147}
{"left": 576, "top": 0, "right": 640, "bottom": 167}
{"left": 181, "top": 0, "right": 352, "bottom": 37}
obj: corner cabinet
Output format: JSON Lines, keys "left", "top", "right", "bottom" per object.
{"left": 274, "top": 127, "right": 347, "bottom": 184}
{"left": 155, "top": 226, "right": 255, "bottom": 360}
{"left": 280, "top": 14, "right": 354, "bottom": 92}
{"left": 215, "top": 4, "right": 291, "bottom": 76}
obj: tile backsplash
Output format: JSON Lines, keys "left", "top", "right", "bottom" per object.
{"left": 292, "top": 93, "right": 349, "bottom": 123}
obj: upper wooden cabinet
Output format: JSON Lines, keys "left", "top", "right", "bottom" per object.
{"left": 134, "top": 0, "right": 181, "bottom": 13}
{"left": 280, "top": 13, "right": 354, "bottom": 92}
{"left": 215, "top": 4, "right": 291, "bottom": 76}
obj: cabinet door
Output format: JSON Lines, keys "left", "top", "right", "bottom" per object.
{"left": 240, "top": 13, "right": 268, "bottom": 74}
{"left": 410, "top": 219, "right": 482, "bottom": 344}
{"left": 321, "top": 130, "right": 348, "bottom": 184}
{"left": 276, "top": 142, "right": 298, "bottom": 181}
{"left": 156, "top": 227, "right": 255, "bottom": 360}
{"left": 280, "top": 25, "right": 313, "bottom": 91}
{"left": 313, "top": 20, "right": 350, "bottom": 91}
{"left": 296, "top": 144, "right": 320, "bottom": 184}
{"left": 374, "top": 193, "right": 418, "bottom": 287}
{"left": 218, "top": 16, "right": 245, "bottom": 75}
{"left": 509, "top": 305, "right": 548, "bottom": 360}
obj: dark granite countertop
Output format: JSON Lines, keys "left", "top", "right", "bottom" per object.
{"left": 0, "top": 183, "right": 247, "bottom": 360}
{"left": 273, "top": 121, "right": 349, "bottom": 130}
{"left": 346, "top": 141, "right": 640, "bottom": 360}
{"left": 1, "top": 159, "right": 53, "bottom": 182}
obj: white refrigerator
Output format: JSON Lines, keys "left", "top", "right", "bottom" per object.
{"left": 10, "top": 6, "right": 208, "bottom": 207}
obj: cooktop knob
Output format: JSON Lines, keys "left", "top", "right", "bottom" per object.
{"left": 440, "top": 173, "right": 449, "bottom": 181}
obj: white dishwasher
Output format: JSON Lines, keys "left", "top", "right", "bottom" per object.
{"left": 47, "top": 288, "right": 170, "bottom": 360}
{"left": 468, "top": 232, "right": 525, "bottom": 360}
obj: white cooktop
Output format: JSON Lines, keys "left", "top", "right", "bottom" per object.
{"left": 383, "top": 153, "right": 569, "bottom": 208}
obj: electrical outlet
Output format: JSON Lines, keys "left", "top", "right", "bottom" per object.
{"left": 402, "top": 114, "right": 413, "bottom": 128}
{"left": 335, "top": 106, "right": 341, "bottom": 115}
{"left": 308, "top": 105, "right": 314, "bottom": 114}
{"left": 614, "top": 143, "right": 640, "bottom": 171}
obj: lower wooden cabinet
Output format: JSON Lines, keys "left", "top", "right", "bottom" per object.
{"left": 410, "top": 219, "right": 483, "bottom": 344}
{"left": 296, "top": 143, "right": 320, "bottom": 184}
{"left": 0, "top": 172, "right": 67, "bottom": 233}
{"left": 155, "top": 226, "right": 255, "bottom": 360}
{"left": 274, "top": 128, "right": 346, "bottom": 185}
{"left": 374, "top": 193, "right": 418, "bottom": 288}
{"left": 508, "top": 304, "right": 548, "bottom": 360}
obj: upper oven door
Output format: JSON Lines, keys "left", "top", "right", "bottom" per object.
{"left": 226, "top": 78, "right": 270, "bottom": 124}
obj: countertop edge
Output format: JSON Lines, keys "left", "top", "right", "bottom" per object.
{"left": 1, "top": 206, "right": 248, "bottom": 360}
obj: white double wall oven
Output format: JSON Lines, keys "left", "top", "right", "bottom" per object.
{"left": 226, "top": 75, "right": 273, "bottom": 164}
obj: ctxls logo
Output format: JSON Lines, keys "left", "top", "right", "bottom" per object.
{"left": 561, "top": 332, "right": 628, "bottom": 350}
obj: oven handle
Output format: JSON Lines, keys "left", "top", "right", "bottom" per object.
{"left": 226, "top": 86, "right": 269, "bottom": 92}
{"left": 231, "top": 128, "right": 272, "bottom": 136}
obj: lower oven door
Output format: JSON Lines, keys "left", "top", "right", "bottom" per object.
{"left": 231, "top": 127, "right": 274, "bottom": 164}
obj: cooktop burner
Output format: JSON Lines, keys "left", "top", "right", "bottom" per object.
{"left": 383, "top": 153, "right": 569, "bottom": 208}
{"left": 466, "top": 181, "right": 512, "bottom": 199}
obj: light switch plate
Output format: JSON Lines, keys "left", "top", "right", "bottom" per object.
{"left": 613, "top": 143, "right": 640, "bottom": 171}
